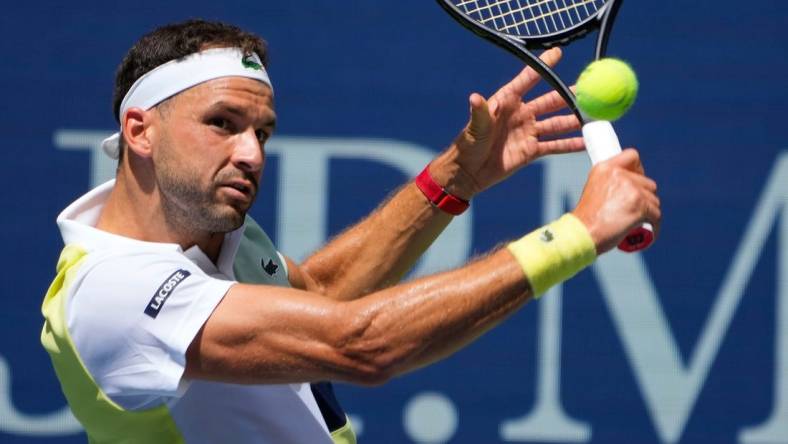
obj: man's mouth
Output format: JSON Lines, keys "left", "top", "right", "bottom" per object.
{"left": 220, "top": 180, "right": 255, "bottom": 201}
{"left": 225, "top": 181, "right": 252, "bottom": 193}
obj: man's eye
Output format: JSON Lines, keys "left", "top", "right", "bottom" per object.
{"left": 209, "top": 117, "right": 232, "bottom": 131}
{"left": 255, "top": 129, "right": 269, "bottom": 143}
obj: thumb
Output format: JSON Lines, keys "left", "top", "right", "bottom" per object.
{"left": 467, "top": 93, "right": 492, "bottom": 139}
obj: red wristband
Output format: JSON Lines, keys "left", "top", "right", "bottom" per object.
{"left": 415, "top": 164, "right": 470, "bottom": 215}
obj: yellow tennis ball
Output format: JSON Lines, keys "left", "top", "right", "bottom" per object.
{"left": 576, "top": 58, "right": 638, "bottom": 121}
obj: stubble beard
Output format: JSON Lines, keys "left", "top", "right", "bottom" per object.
{"left": 156, "top": 154, "right": 250, "bottom": 236}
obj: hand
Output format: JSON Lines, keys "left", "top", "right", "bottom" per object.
{"left": 430, "top": 47, "right": 584, "bottom": 199}
{"left": 572, "top": 149, "right": 661, "bottom": 254}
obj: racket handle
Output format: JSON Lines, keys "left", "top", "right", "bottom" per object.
{"left": 581, "top": 121, "right": 654, "bottom": 253}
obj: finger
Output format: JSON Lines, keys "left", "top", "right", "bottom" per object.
{"left": 494, "top": 86, "right": 520, "bottom": 117}
{"left": 633, "top": 154, "right": 645, "bottom": 175}
{"left": 529, "top": 89, "right": 573, "bottom": 115}
{"left": 605, "top": 148, "right": 644, "bottom": 174}
{"left": 639, "top": 187, "right": 660, "bottom": 216}
{"left": 536, "top": 136, "right": 585, "bottom": 155}
{"left": 467, "top": 93, "right": 492, "bottom": 138}
{"left": 642, "top": 197, "right": 662, "bottom": 240}
{"left": 627, "top": 173, "right": 661, "bottom": 236}
{"left": 535, "top": 114, "right": 581, "bottom": 137}
{"left": 622, "top": 169, "right": 658, "bottom": 193}
{"left": 648, "top": 194, "right": 661, "bottom": 221}
{"left": 506, "top": 47, "right": 563, "bottom": 97}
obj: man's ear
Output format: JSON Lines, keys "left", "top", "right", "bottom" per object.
{"left": 122, "top": 108, "right": 155, "bottom": 159}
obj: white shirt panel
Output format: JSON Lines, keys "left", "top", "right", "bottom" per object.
{"left": 66, "top": 249, "right": 234, "bottom": 408}
{"left": 57, "top": 180, "right": 334, "bottom": 443}
{"left": 173, "top": 381, "right": 332, "bottom": 444}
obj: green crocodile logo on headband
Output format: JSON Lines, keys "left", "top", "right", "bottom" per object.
{"left": 242, "top": 54, "right": 262, "bottom": 71}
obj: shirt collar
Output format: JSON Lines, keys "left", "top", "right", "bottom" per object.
{"left": 57, "top": 179, "right": 246, "bottom": 276}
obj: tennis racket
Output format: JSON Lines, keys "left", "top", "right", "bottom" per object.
{"left": 436, "top": 0, "right": 653, "bottom": 252}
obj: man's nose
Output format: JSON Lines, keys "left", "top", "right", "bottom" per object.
{"left": 232, "top": 128, "right": 264, "bottom": 173}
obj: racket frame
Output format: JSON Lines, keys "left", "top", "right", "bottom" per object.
{"left": 435, "top": 0, "right": 623, "bottom": 125}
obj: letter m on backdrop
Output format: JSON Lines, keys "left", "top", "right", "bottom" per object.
{"left": 500, "top": 152, "right": 788, "bottom": 443}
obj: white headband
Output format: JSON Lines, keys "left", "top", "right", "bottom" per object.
{"left": 101, "top": 47, "right": 273, "bottom": 159}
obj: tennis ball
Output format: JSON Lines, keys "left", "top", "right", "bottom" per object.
{"left": 576, "top": 58, "right": 638, "bottom": 121}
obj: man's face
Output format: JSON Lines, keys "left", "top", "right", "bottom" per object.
{"left": 151, "top": 77, "right": 276, "bottom": 234}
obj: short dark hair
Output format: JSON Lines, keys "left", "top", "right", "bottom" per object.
{"left": 113, "top": 19, "right": 268, "bottom": 123}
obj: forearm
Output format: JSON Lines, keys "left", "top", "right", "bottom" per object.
{"left": 339, "top": 248, "right": 531, "bottom": 380}
{"left": 302, "top": 181, "right": 454, "bottom": 300}
{"left": 301, "top": 147, "right": 481, "bottom": 301}
{"left": 337, "top": 213, "right": 599, "bottom": 381}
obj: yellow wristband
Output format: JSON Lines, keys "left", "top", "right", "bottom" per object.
{"left": 506, "top": 214, "right": 597, "bottom": 297}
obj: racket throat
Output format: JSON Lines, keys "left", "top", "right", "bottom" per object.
{"left": 514, "top": 46, "right": 584, "bottom": 123}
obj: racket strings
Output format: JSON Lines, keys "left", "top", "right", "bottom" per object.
{"left": 453, "top": 0, "right": 606, "bottom": 38}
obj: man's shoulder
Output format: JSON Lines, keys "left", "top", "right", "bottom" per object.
{"left": 62, "top": 245, "right": 212, "bottom": 314}
{"left": 72, "top": 245, "right": 196, "bottom": 279}
{"left": 235, "top": 216, "right": 289, "bottom": 286}
{"left": 54, "top": 244, "right": 235, "bottom": 413}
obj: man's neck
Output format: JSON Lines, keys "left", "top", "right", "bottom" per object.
{"left": 96, "top": 168, "right": 225, "bottom": 263}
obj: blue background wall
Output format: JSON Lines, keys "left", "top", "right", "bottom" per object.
{"left": 2, "top": 1, "right": 787, "bottom": 443}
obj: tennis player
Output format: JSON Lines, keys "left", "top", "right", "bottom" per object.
{"left": 41, "top": 20, "right": 660, "bottom": 443}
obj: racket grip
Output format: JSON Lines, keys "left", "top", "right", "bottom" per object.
{"left": 581, "top": 121, "right": 654, "bottom": 253}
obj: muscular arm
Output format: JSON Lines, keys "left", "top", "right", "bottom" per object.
{"left": 187, "top": 248, "right": 529, "bottom": 386}
{"left": 297, "top": 165, "right": 460, "bottom": 300}
{"left": 298, "top": 49, "right": 586, "bottom": 299}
